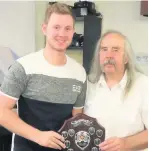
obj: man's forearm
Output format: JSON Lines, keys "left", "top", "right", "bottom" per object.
{"left": 123, "top": 130, "right": 148, "bottom": 151}
{"left": 72, "top": 108, "right": 83, "bottom": 116}
{"left": 0, "top": 108, "right": 41, "bottom": 144}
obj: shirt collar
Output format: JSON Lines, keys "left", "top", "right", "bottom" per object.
{"left": 98, "top": 70, "right": 128, "bottom": 89}
{"left": 98, "top": 74, "right": 107, "bottom": 88}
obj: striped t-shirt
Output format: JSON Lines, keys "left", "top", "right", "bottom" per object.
{"left": 0, "top": 50, "right": 87, "bottom": 151}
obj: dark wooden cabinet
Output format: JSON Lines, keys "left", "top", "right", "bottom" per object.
{"left": 83, "top": 15, "right": 102, "bottom": 74}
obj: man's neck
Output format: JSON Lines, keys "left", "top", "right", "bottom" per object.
{"left": 104, "top": 71, "right": 125, "bottom": 88}
{"left": 43, "top": 46, "right": 66, "bottom": 66}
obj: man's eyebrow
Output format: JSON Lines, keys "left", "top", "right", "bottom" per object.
{"left": 65, "top": 25, "right": 73, "bottom": 28}
{"left": 53, "top": 24, "right": 60, "bottom": 26}
{"left": 112, "top": 46, "right": 120, "bottom": 49}
{"left": 100, "top": 46, "right": 107, "bottom": 48}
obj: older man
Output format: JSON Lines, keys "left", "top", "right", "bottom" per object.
{"left": 84, "top": 30, "right": 148, "bottom": 151}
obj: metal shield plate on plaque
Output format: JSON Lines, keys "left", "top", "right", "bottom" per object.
{"left": 59, "top": 113, "right": 105, "bottom": 151}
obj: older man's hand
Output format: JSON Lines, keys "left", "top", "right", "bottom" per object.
{"left": 99, "top": 137, "right": 127, "bottom": 151}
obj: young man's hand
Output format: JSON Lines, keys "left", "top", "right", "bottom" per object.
{"left": 36, "top": 131, "right": 66, "bottom": 150}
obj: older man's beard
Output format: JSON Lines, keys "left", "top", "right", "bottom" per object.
{"left": 100, "top": 58, "right": 116, "bottom": 72}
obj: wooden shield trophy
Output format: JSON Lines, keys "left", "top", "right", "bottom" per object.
{"left": 59, "top": 113, "right": 105, "bottom": 151}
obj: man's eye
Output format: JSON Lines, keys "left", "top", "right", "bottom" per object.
{"left": 113, "top": 48, "right": 119, "bottom": 52}
{"left": 65, "top": 27, "right": 71, "bottom": 31}
{"left": 112, "top": 47, "right": 119, "bottom": 52}
{"left": 54, "top": 26, "right": 59, "bottom": 29}
{"left": 101, "top": 48, "right": 107, "bottom": 51}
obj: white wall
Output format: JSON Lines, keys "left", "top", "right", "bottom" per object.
{"left": 0, "top": 1, "right": 35, "bottom": 57}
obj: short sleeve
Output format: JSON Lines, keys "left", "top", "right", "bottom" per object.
{"left": 141, "top": 93, "right": 148, "bottom": 129}
{"left": 141, "top": 76, "right": 148, "bottom": 129}
{"left": 0, "top": 62, "right": 27, "bottom": 99}
{"left": 73, "top": 80, "right": 87, "bottom": 109}
{"left": 83, "top": 81, "right": 97, "bottom": 116}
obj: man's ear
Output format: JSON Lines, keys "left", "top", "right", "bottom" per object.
{"left": 42, "top": 23, "right": 47, "bottom": 36}
{"left": 72, "top": 27, "right": 75, "bottom": 36}
{"left": 124, "top": 55, "right": 128, "bottom": 64}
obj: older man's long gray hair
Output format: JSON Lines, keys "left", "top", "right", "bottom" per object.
{"left": 88, "top": 30, "right": 143, "bottom": 98}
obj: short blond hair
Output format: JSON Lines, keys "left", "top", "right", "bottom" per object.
{"left": 44, "top": 3, "right": 75, "bottom": 24}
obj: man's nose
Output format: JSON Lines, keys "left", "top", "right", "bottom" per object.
{"left": 106, "top": 50, "right": 114, "bottom": 57}
{"left": 58, "top": 29, "right": 67, "bottom": 37}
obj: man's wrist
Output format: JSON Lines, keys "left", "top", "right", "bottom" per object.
{"left": 29, "top": 128, "right": 42, "bottom": 144}
{"left": 122, "top": 137, "right": 131, "bottom": 151}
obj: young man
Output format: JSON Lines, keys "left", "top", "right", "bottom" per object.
{"left": 84, "top": 30, "right": 148, "bottom": 151}
{"left": 0, "top": 3, "right": 87, "bottom": 151}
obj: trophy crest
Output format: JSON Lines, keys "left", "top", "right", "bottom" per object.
{"left": 59, "top": 113, "right": 105, "bottom": 151}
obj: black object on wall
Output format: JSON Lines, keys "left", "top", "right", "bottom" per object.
{"left": 140, "top": 0, "right": 148, "bottom": 17}
{"left": 83, "top": 15, "right": 102, "bottom": 74}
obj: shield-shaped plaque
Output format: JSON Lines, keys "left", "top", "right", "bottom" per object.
{"left": 58, "top": 113, "right": 105, "bottom": 151}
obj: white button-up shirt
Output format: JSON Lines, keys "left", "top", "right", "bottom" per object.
{"left": 84, "top": 71, "right": 148, "bottom": 151}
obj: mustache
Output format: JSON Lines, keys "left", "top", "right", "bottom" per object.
{"left": 103, "top": 58, "right": 116, "bottom": 66}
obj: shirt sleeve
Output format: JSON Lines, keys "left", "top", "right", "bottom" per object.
{"left": 73, "top": 79, "right": 87, "bottom": 109}
{"left": 141, "top": 93, "right": 148, "bottom": 129}
{"left": 83, "top": 81, "right": 97, "bottom": 117}
{"left": 141, "top": 77, "right": 148, "bottom": 129}
{"left": 0, "top": 62, "right": 27, "bottom": 100}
